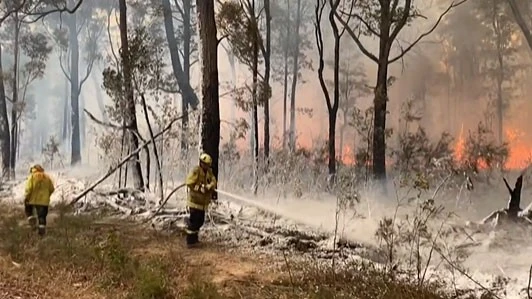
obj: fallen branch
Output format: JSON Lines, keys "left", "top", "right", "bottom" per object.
{"left": 143, "top": 183, "right": 186, "bottom": 223}
{"left": 437, "top": 250, "right": 502, "bottom": 299}
{"left": 69, "top": 115, "right": 185, "bottom": 206}
{"left": 102, "top": 198, "right": 133, "bottom": 216}
{"left": 84, "top": 109, "right": 132, "bottom": 130}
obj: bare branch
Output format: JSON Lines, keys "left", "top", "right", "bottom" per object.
{"left": 172, "top": 0, "right": 184, "bottom": 17}
{"left": 59, "top": 51, "right": 72, "bottom": 82}
{"left": 20, "top": 0, "right": 85, "bottom": 24}
{"left": 388, "top": 0, "right": 467, "bottom": 64}
{"left": 0, "top": 0, "right": 28, "bottom": 25}
{"left": 78, "top": 57, "right": 95, "bottom": 91}
{"left": 84, "top": 108, "right": 130, "bottom": 130}
{"left": 335, "top": 11, "right": 379, "bottom": 63}
{"left": 69, "top": 113, "right": 186, "bottom": 205}
{"left": 339, "top": 9, "right": 380, "bottom": 37}
{"left": 315, "top": 0, "right": 333, "bottom": 111}
{"left": 388, "top": 0, "right": 412, "bottom": 42}
{"left": 107, "top": 9, "right": 120, "bottom": 70}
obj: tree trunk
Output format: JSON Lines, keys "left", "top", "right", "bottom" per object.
{"left": 80, "top": 93, "right": 86, "bottom": 150}
{"left": 282, "top": 0, "right": 290, "bottom": 149}
{"left": 316, "top": 0, "right": 340, "bottom": 179}
{"left": 161, "top": 0, "right": 199, "bottom": 113}
{"left": 62, "top": 76, "right": 69, "bottom": 141}
{"left": 372, "top": 14, "right": 392, "bottom": 181}
{"left": 251, "top": 1, "right": 259, "bottom": 194}
{"left": 373, "top": 61, "right": 389, "bottom": 180}
{"left": 0, "top": 44, "right": 10, "bottom": 178}
{"left": 328, "top": 0, "right": 340, "bottom": 177}
{"left": 493, "top": 2, "right": 504, "bottom": 145}
{"left": 263, "top": 0, "right": 271, "bottom": 162}
{"left": 289, "top": 0, "right": 301, "bottom": 151}
{"left": 9, "top": 17, "right": 20, "bottom": 177}
{"left": 181, "top": 0, "right": 192, "bottom": 152}
{"left": 68, "top": 10, "right": 82, "bottom": 165}
{"left": 196, "top": 0, "right": 220, "bottom": 184}
{"left": 119, "top": 0, "right": 145, "bottom": 190}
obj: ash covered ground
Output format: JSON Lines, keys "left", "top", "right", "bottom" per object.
{"left": 2, "top": 166, "right": 532, "bottom": 298}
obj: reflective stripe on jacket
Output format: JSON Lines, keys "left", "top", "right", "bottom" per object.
{"left": 185, "top": 165, "right": 217, "bottom": 211}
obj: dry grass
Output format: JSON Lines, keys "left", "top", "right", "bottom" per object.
{"left": 0, "top": 203, "right": 463, "bottom": 299}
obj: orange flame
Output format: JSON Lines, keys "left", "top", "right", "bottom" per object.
{"left": 453, "top": 124, "right": 532, "bottom": 170}
{"left": 341, "top": 145, "right": 355, "bottom": 165}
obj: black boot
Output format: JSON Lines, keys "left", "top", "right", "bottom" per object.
{"left": 38, "top": 226, "right": 46, "bottom": 236}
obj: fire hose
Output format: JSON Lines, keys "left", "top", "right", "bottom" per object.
{"left": 144, "top": 184, "right": 285, "bottom": 224}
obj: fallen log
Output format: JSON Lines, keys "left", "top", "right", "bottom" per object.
{"left": 69, "top": 115, "right": 184, "bottom": 206}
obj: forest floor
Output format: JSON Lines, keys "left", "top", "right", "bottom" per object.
{"left": 0, "top": 203, "right": 457, "bottom": 299}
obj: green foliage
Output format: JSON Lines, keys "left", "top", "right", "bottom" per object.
{"left": 103, "top": 25, "right": 169, "bottom": 124}
{"left": 217, "top": 1, "right": 261, "bottom": 68}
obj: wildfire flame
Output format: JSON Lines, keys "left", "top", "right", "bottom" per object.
{"left": 453, "top": 124, "right": 532, "bottom": 170}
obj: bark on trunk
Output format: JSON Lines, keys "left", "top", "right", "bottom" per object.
{"left": 372, "top": 14, "right": 391, "bottom": 181}
{"left": 181, "top": 0, "right": 192, "bottom": 152}
{"left": 80, "top": 93, "right": 86, "bottom": 150}
{"left": 328, "top": 0, "right": 340, "bottom": 176}
{"left": 196, "top": 0, "right": 220, "bottom": 182}
{"left": 0, "top": 44, "right": 10, "bottom": 178}
{"left": 62, "top": 76, "right": 69, "bottom": 141}
{"left": 251, "top": 0, "right": 259, "bottom": 194}
{"left": 68, "top": 10, "right": 82, "bottom": 165}
{"left": 282, "top": 0, "right": 290, "bottom": 149}
{"left": 373, "top": 64, "right": 388, "bottom": 180}
{"left": 316, "top": 0, "right": 340, "bottom": 178}
{"left": 289, "top": 0, "right": 301, "bottom": 151}
{"left": 493, "top": 2, "right": 504, "bottom": 145}
{"left": 263, "top": 0, "right": 271, "bottom": 162}
{"left": 119, "top": 0, "right": 145, "bottom": 190}
{"left": 9, "top": 17, "right": 20, "bottom": 177}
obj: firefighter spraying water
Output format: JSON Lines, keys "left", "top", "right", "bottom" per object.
{"left": 184, "top": 153, "right": 217, "bottom": 248}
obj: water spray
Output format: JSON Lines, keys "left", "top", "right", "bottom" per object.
{"left": 215, "top": 189, "right": 304, "bottom": 224}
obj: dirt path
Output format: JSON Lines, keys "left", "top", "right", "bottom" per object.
{"left": 0, "top": 207, "right": 287, "bottom": 299}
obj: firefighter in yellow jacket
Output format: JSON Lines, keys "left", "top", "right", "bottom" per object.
{"left": 185, "top": 153, "right": 217, "bottom": 248}
{"left": 24, "top": 164, "right": 55, "bottom": 236}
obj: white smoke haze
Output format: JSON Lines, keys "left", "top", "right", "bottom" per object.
{"left": 1, "top": 0, "right": 532, "bottom": 297}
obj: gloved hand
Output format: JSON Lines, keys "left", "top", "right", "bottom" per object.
{"left": 200, "top": 184, "right": 206, "bottom": 194}
{"left": 193, "top": 184, "right": 200, "bottom": 192}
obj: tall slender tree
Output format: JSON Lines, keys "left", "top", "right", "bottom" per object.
{"left": 196, "top": 0, "right": 220, "bottom": 191}
{"left": 336, "top": 0, "right": 465, "bottom": 180}
{"left": 118, "top": 0, "right": 145, "bottom": 190}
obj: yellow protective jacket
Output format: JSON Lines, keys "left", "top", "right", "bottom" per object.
{"left": 24, "top": 166, "right": 55, "bottom": 206}
{"left": 185, "top": 166, "right": 217, "bottom": 210}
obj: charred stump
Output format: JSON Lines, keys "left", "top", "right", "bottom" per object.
{"left": 479, "top": 174, "right": 532, "bottom": 227}
{"left": 504, "top": 174, "right": 523, "bottom": 219}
